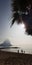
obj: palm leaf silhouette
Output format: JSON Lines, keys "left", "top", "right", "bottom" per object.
{"left": 11, "top": 0, "right": 32, "bottom": 35}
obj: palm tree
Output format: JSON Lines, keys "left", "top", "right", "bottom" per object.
{"left": 11, "top": 0, "right": 32, "bottom": 35}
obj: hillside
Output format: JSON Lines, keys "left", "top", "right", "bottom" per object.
{"left": 0, "top": 40, "right": 12, "bottom": 48}
{"left": 0, "top": 50, "right": 32, "bottom": 65}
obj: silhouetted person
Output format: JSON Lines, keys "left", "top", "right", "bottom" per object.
{"left": 18, "top": 50, "right": 19, "bottom": 53}
{"left": 21, "top": 50, "right": 23, "bottom": 53}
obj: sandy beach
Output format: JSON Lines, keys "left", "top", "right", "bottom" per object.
{"left": 0, "top": 50, "right": 32, "bottom": 65}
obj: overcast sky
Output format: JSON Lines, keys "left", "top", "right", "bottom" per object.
{"left": 0, "top": 0, "right": 32, "bottom": 53}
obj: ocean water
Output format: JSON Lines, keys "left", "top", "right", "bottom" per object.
{"left": 0, "top": 46, "right": 32, "bottom": 54}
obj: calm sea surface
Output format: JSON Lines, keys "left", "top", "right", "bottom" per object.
{"left": 0, "top": 46, "right": 32, "bottom": 54}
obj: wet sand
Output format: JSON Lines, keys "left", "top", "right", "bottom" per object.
{"left": 0, "top": 50, "right": 32, "bottom": 65}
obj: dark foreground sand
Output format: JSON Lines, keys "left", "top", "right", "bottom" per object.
{"left": 0, "top": 50, "right": 32, "bottom": 65}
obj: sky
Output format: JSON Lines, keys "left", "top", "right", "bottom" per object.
{"left": 0, "top": 0, "right": 32, "bottom": 53}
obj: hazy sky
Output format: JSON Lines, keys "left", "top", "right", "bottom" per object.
{"left": 0, "top": 0, "right": 32, "bottom": 53}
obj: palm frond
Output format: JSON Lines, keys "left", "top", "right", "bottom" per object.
{"left": 10, "top": 0, "right": 32, "bottom": 35}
